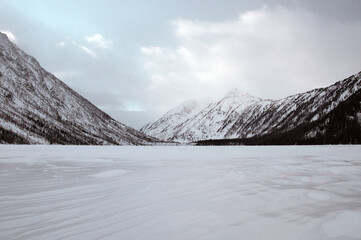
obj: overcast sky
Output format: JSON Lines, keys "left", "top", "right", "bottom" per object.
{"left": 1, "top": 0, "right": 361, "bottom": 129}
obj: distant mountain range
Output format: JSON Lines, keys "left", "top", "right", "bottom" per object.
{"left": 0, "top": 32, "right": 154, "bottom": 145}
{"left": 1, "top": 31, "right": 360, "bottom": 145}
{"left": 142, "top": 71, "right": 361, "bottom": 144}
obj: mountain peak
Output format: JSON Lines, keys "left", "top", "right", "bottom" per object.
{"left": 141, "top": 71, "right": 361, "bottom": 142}
{"left": 225, "top": 88, "right": 252, "bottom": 98}
{"left": 223, "top": 89, "right": 258, "bottom": 103}
{"left": 163, "top": 98, "right": 213, "bottom": 117}
{"left": 0, "top": 31, "right": 12, "bottom": 44}
{"left": 0, "top": 31, "right": 7, "bottom": 38}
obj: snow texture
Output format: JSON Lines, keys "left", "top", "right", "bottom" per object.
{"left": 0, "top": 145, "right": 361, "bottom": 240}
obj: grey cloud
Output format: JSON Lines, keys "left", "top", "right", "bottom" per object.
{"left": 140, "top": 5, "right": 361, "bottom": 104}
{"left": 280, "top": 0, "right": 361, "bottom": 23}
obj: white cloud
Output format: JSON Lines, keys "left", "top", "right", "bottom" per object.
{"left": 70, "top": 41, "right": 97, "bottom": 58}
{"left": 85, "top": 34, "right": 112, "bottom": 48}
{"left": 140, "top": 6, "right": 361, "bottom": 106}
{"left": 78, "top": 45, "right": 97, "bottom": 58}
{"left": 1, "top": 30, "right": 17, "bottom": 43}
{"left": 55, "top": 41, "right": 66, "bottom": 48}
{"left": 54, "top": 38, "right": 97, "bottom": 57}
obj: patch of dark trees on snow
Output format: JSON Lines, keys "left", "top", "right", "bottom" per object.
{"left": 0, "top": 126, "right": 29, "bottom": 144}
{"left": 0, "top": 112, "right": 102, "bottom": 145}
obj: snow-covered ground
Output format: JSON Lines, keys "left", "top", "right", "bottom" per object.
{"left": 0, "top": 145, "right": 361, "bottom": 240}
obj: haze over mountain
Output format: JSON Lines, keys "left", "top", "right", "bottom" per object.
{"left": 0, "top": 32, "right": 154, "bottom": 145}
{"left": 142, "top": 72, "right": 361, "bottom": 143}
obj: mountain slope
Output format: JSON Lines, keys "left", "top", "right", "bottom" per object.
{"left": 197, "top": 88, "right": 361, "bottom": 145}
{"left": 141, "top": 89, "right": 268, "bottom": 142}
{"left": 301, "top": 88, "right": 361, "bottom": 144}
{"left": 0, "top": 32, "right": 154, "bottom": 145}
{"left": 142, "top": 72, "right": 361, "bottom": 142}
{"left": 141, "top": 98, "right": 213, "bottom": 141}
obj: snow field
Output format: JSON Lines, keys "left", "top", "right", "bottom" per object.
{"left": 0, "top": 145, "right": 360, "bottom": 240}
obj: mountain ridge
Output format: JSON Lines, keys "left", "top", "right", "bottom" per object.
{"left": 142, "top": 71, "right": 361, "bottom": 143}
{"left": 0, "top": 32, "right": 155, "bottom": 145}
{"left": 197, "top": 88, "right": 361, "bottom": 145}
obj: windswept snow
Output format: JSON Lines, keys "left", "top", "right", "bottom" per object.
{"left": 321, "top": 211, "right": 361, "bottom": 238}
{"left": 0, "top": 145, "right": 361, "bottom": 240}
{"left": 91, "top": 169, "right": 132, "bottom": 178}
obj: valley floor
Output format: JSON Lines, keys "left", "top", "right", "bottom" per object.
{"left": 0, "top": 145, "right": 360, "bottom": 240}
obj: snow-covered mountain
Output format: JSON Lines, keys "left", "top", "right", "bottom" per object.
{"left": 0, "top": 32, "right": 154, "bottom": 145}
{"left": 142, "top": 72, "right": 361, "bottom": 142}
{"left": 141, "top": 98, "right": 213, "bottom": 141}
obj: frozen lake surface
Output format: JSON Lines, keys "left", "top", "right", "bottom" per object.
{"left": 0, "top": 145, "right": 361, "bottom": 240}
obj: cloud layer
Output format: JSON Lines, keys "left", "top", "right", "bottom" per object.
{"left": 85, "top": 34, "right": 112, "bottom": 49}
{"left": 55, "top": 34, "right": 112, "bottom": 58}
{"left": 141, "top": 6, "right": 361, "bottom": 104}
